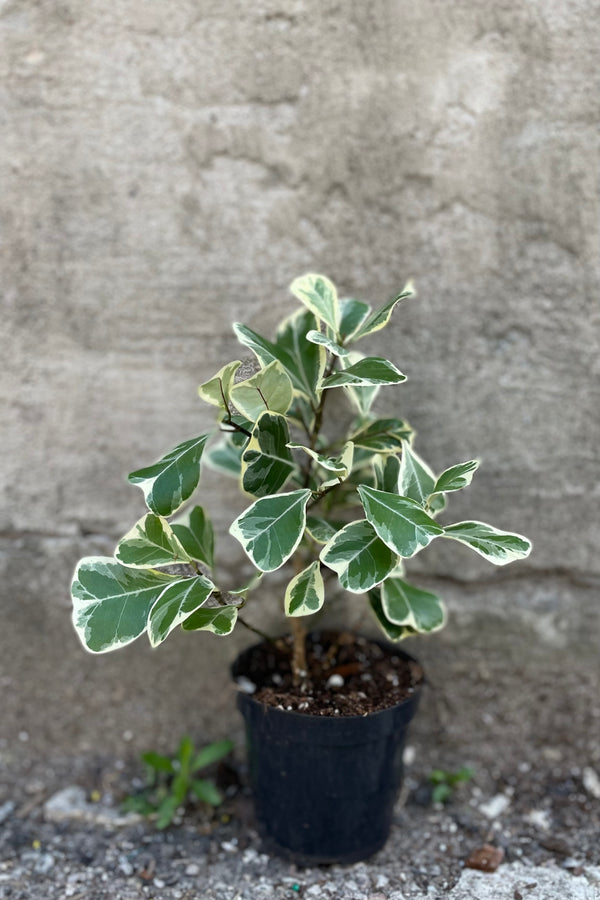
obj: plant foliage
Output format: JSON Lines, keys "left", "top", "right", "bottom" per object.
{"left": 71, "top": 274, "right": 532, "bottom": 655}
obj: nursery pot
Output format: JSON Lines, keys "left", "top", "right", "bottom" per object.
{"left": 232, "top": 637, "right": 422, "bottom": 865}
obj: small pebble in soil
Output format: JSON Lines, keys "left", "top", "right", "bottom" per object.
{"left": 326, "top": 674, "right": 344, "bottom": 688}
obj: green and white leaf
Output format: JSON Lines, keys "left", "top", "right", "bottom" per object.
{"left": 232, "top": 323, "right": 306, "bottom": 396}
{"left": 284, "top": 561, "right": 325, "bottom": 617}
{"left": 305, "top": 516, "right": 340, "bottom": 544}
{"left": 275, "top": 309, "right": 326, "bottom": 403}
{"left": 442, "top": 521, "right": 532, "bottom": 565}
{"left": 342, "top": 351, "right": 381, "bottom": 418}
{"left": 358, "top": 485, "right": 444, "bottom": 558}
{"left": 289, "top": 273, "right": 340, "bottom": 334}
{"left": 399, "top": 442, "right": 446, "bottom": 514}
{"left": 338, "top": 297, "right": 371, "bottom": 342}
{"left": 288, "top": 440, "right": 354, "bottom": 479}
{"left": 72, "top": 558, "right": 174, "bottom": 653}
{"left": 181, "top": 605, "right": 238, "bottom": 636}
{"left": 230, "top": 360, "right": 294, "bottom": 421}
{"left": 128, "top": 433, "right": 210, "bottom": 517}
{"left": 381, "top": 576, "right": 446, "bottom": 633}
{"left": 241, "top": 412, "right": 296, "bottom": 497}
{"left": 433, "top": 459, "right": 480, "bottom": 494}
{"left": 373, "top": 454, "right": 401, "bottom": 493}
{"left": 171, "top": 505, "right": 215, "bottom": 569}
{"left": 228, "top": 570, "right": 263, "bottom": 597}
{"left": 317, "top": 441, "right": 355, "bottom": 491}
{"left": 369, "top": 589, "right": 415, "bottom": 642}
{"left": 229, "top": 489, "right": 312, "bottom": 572}
{"left": 351, "top": 418, "right": 414, "bottom": 453}
{"left": 198, "top": 361, "right": 241, "bottom": 409}
{"left": 147, "top": 574, "right": 215, "bottom": 647}
{"left": 115, "top": 514, "right": 191, "bottom": 569}
{"left": 352, "top": 283, "right": 414, "bottom": 341}
{"left": 321, "top": 357, "right": 406, "bottom": 389}
{"left": 320, "top": 520, "right": 398, "bottom": 593}
{"left": 203, "top": 433, "right": 245, "bottom": 478}
{"left": 306, "top": 330, "right": 349, "bottom": 357}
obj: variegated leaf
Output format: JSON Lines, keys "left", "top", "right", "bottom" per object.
{"left": 128, "top": 434, "right": 209, "bottom": 517}
{"left": 284, "top": 561, "right": 325, "bottom": 617}
{"left": 228, "top": 570, "right": 263, "bottom": 597}
{"left": 288, "top": 440, "right": 354, "bottom": 479}
{"left": 71, "top": 558, "right": 174, "bottom": 653}
{"left": 381, "top": 576, "right": 446, "bottom": 633}
{"left": 230, "top": 360, "right": 294, "bottom": 421}
{"left": 198, "top": 361, "right": 241, "bottom": 409}
{"left": 373, "top": 454, "right": 401, "bottom": 493}
{"left": 321, "top": 357, "right": 406, "bottom": 389}
{"left": 115, "top": 514, "right": 191, "bottom": 569}
{"left": 351, "top": 418, "right": 414, "bottom": 453}
{"left": 275, "top": 309, "right": 326, "bottom": 403}
{"left": 433, "top": 460, "right": 480, "bottom": 494}
{"left": 147, "top": 574, "right": 215, "bottom": 647}
{"left": 232, "top": 322, "right": 305, "bottom": 395}
{"left": 290, "top": 273, "right": 340, "bottom": 334}
{"left": 204, "top": 430, "right": 247, "bottom": 478}
{"left": 369, "top": 589, "right": 414, "bottom": 641}
{"left": 305, "top": 516, "right": 340, "bottom": 544}
{"left": 358, "top": 485, "right": 443, "bottom": 558}
{"left": 399, "top": 443, "right": 446, "bottom": 513}
{"left": 320, "top": 520, "right": 398, "bottom": 593}
{"left": 342, "top": 351, "right": 381, "bottom": 418}
{"left": 171, "top": 505, "right": 215, "bottom": 569}
{"left": 442, "top": 521, "right": 532, "bottom": 565}
{"left": 241, "top": 412, "right": 295, "bottom": 497}
{"left": 229, "top": 489, "right": 312, "bottom": 572}
{"left": 338, "top": 297, "right": 371, "bottom": 342}
{"left": 306, "top": 330, "right": 349, "bottom": 357}
{"left": 352, "top": 284, "right": 414, "bottom": 341}
{"left": 181, "top": 605, "right": 238, "bottom": 635}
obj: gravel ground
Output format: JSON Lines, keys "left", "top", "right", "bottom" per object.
{"left": 1, "top": 744, "right": 599, "bottom": 900}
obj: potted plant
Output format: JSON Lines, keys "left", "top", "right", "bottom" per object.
{"left": 71, "top": 274, "right": 531, "bottom": 863}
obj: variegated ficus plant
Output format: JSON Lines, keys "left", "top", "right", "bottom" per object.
{"left": 71, "top": 274, "right": 532, "bottom": 682}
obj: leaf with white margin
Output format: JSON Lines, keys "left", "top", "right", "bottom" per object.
{"left": 320, "top": 520, "right": 398, "bottom": 593}
{"left": 284, "top": 561, "right": 325, "bottom": 617}
{"left": 338, "top": 297, "right": 371, "bottom": 341}
{"left": 171, "top": 505, "right": 215, "bottom": 569}
{"left": 398, "top": 443, "right": 445, "bottom": 513}
{"left": 288, "top": 440, "right": 354, "bottom": 479}
{"left": 351, "top": 283, "right": 414, "bottom": 341}
{"left": 228, "top": 570, "right": 263, "bottom": 597}
{"left": 204, "top": 433, "right": 245, "bottom": 478}
{"left": 381, "top": 576, "right": 446, "bottom": 633}
{"left": 128, "top": 434, "right": 210, "bottom": 517}
{"left": 433, "top": 459, "right": 480, "bottom": 494}
{"left": 305, "top": 516, "right": 340, "bottom": 544}
{"left": 72, "top": 558, "right": 174, "bottom": 653}
{"left": 198, "top": 361, "right": 241, "bottom": 409}
{"left": 318, "top": 442, "right": 356, "bottom": 491}
{"left": 442, "top": 521, "right": 532, "bottom": 565}
{"left": 115, "top": 514, "right": 191, "bottom": 569}
{"left": 275, "top": 309, "right": 326, "bottom": 403}
{"left": 181, "top": 605, "right": 238, "bottom": 635}
{"left": 232, "top": 323, "right": 306, "bottom": 396}
{"left": 290, "top": 273, "right": 340, "bottom": 334}
{"left": 369, "top": 589, "right": 415, "bottom": 642}
{"left": 342, "top": 351, "right": 381, "bottom": 418}
{"left": 321, "top": 357, "right": 406, "bottom": 389}
{"left": 306, "top": 330, "right": 349, "bottom": 357}
{"left": 230, "top": 360, "right": 294, "bottom": 421}
{"left": 229, "top": 489, "right": 312, "bottom": 572}
{"left": 351, "top": 417, "right": 413, "bottom": 453}
{"left": 373, "top": 454, "right": 401, "bottom": 493}
{"left": 358, "top": 485, "right": 444, "bottom": 558}
{"left": 147, "top": 574, "right": 215, "bottom": 647}
{"left": 241, "top": 412, "right": 295, "bottom": 497}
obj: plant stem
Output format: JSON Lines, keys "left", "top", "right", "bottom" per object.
{"left": 290, "top": 615, "right": 307, "bottom": 686}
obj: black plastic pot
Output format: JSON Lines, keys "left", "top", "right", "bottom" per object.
{"left": 232, "top": 639, "right": 422, "bottom": 865}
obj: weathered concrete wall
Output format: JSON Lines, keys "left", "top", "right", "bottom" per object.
{"left": 1, "top": 1, "right": 599, "bottom": 758}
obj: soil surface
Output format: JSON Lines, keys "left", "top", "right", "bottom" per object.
{"left": 234, "top": 631, "right": 424, "bottom": 716}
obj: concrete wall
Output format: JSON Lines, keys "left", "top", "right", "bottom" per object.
{"left": 1, "top": 0, "right": 599, "bottom": 760}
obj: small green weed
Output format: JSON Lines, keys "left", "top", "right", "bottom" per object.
{"left": 429, "top": 766, "right": 474, "bottom": 804}
{"left": 123, "top": 735, "right": 233, "bottom": 828}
